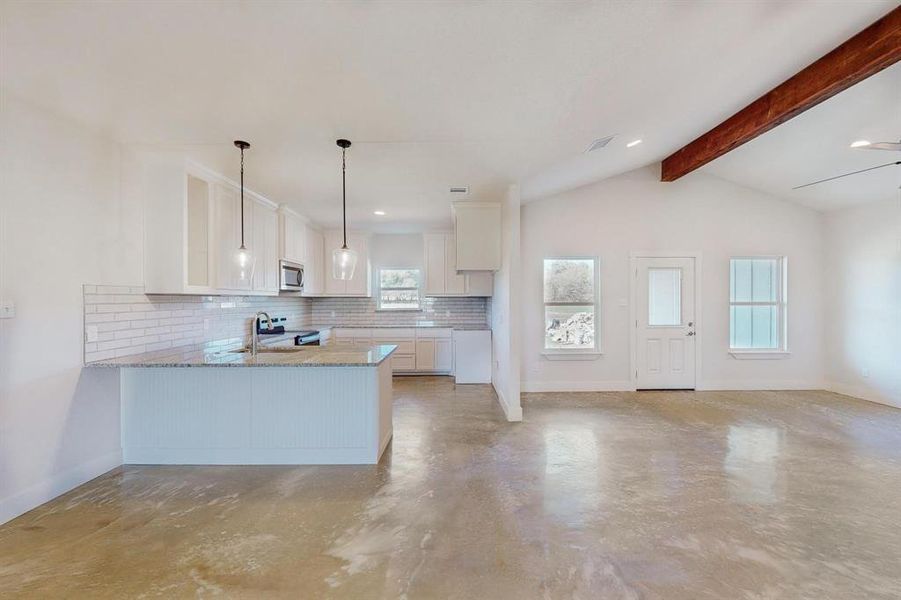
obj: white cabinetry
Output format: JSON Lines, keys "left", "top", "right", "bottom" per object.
{"left": 415, "top": 339, "right": 435, "bottom": 370}
{"left": 423, "top": 233, "right": 493, "bottom": 297}
{"left": 278, "top": 207, "right": 307, "bottom": 265}
{"left": 252, "top": 202, "right": 279, "bottom": 293}
{"left": 142, "top": 153, "right": 280, "bottom": 296}
{"left": 453, "top": 202, "right": 501, "bottom": 271}
{"left": 436, "top": 338, "right": 453, "bottom": 372}
{"left": 303, "top": 227, "right": 325, "bottom": 296}
{"left": 323, "top": 231, "right": 371, "bottom": 296}
{"left": 331, "top": 328, "right": 455, "bottom": 375}
{"left": 415, "top": 328, "right": 453, "bottom": 373}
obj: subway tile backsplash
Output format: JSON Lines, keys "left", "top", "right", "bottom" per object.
{"left": 310, "top": 296, "right": 490, "bottom": 328}
{"left": 83, "top": 286, "right": 490, "bottom": 363}
{"left": 83, "top": 285, "right": 312, "bottom": 363}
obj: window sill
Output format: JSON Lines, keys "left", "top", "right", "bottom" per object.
{"left": 375, "top": 308, "right": 423, "bottom": 313}
{"left": 542, "top": 351, "right": 603, "bottom": 361}
{"left": 729, "top": 350, "right": 791, "bottom": 360}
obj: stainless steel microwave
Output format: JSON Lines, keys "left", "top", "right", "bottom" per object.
{"left": 279, "top": 260, "right": 304, "bottom": 292}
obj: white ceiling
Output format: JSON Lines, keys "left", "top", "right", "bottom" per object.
{"left": 1, "top": 1, "right": 896, "bottom": 229}
{"left": 703, "top": 62, "right": 901, "bottom": 211}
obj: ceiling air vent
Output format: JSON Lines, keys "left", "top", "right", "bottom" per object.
{"left": 449, "top": 186, "right": 469, "bottom": 195}
{"left": 585, "top": 135, "right": 615, "bottom": 153}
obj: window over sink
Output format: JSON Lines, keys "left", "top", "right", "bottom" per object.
{"left": 377, "top": 269, "right": 421, "bottom": 310}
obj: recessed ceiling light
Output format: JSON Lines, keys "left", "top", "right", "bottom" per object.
{"left": 373, "top": 210, "right": 386, "bottom": 216}
{"left": 850, "top": 140, "right": 871, "bottom": 148}
{"left": 626, "top": 139, "right": 643, "bottom": 148}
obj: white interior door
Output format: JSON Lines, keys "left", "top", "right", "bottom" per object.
{"left": 635, "top": 257, "right": 696, "bottom": 389}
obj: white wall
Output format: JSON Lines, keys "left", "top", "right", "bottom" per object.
{"left": 824, "top": 198, "right": 901, "bottom": 408}
{"left": 520, "top": 166, "right": 825, "bottom": 392}
{"left": 369, "top": 233, "right": 424, "bottom": 286}
{"left": 491, "top": 185, "right": 522, "bottom": 420}
{"left": 0, "top": 94, "right": 142, "bottom": 524}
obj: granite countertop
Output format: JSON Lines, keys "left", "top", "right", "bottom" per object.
{"left": 86, "top": 343, "right": 397, "bottom": 368}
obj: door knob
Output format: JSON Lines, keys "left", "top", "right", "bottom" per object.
{"left": 687, "top": 331, "right": 695, "bottom": 336}
{"left": 688, "top": 321, "right": 694, "bottom": 327}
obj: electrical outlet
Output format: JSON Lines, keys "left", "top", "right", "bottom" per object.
{"left": 0, "top": 301, "right": 15, "bottom": 319}
{"left": 86, "top": 325, "right": 98, "bottom": 342}
{"left": 862, "top": 367, "right": 870, "bottom": 378}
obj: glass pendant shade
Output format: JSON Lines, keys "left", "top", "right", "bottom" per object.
{"left": 333, "top": 246, "right": 358, "bottom": 280}
{"left": 235, "top": 245, "right": 255, "bottom": 285}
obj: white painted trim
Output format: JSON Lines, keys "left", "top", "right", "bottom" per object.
{"left": 522, "top": 380, "right": 635, "bottom": 393}
{"left": 697, "top": 380, "right": 823, "bottom": 391}
{"left": 629, "top": 251, "right": 703, "bottom": 390}
{"left": 541, "top": 352, "right": 603, "bottom": 361}
{"left": 729, "top": 351, "right": 791, "bottom": 360}
{"left": 493, "top": 382, "right": 523, "bottom": 421}
{"left": 0, "top": 450, "right": 122, "bottom": 526}
{"left": 825, "top": 381, "right": 901, "bottom": 410}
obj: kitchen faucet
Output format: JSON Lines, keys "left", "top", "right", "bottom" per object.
{"left": 251, "top": 311, "right": 273, "bottom": 357}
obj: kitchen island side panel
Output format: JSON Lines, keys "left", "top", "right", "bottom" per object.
{"left": 121, "top": 366, "right": 389, "bottom": 464}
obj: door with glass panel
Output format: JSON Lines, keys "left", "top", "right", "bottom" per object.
{"left": 635, "top": 257, "right": 696, "bottom": 389}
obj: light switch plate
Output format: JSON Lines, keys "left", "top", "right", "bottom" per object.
{"left": 86, "top": 325, "right": 99, "bottom": 342}
{"left": 0, "top": 301, "right": 15, "bottom": 319}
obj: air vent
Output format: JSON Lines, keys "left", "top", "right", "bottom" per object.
{"left": 585, "top": 135, "right": 615, "bottom": 153}
{"left": 449, "top": 186, "right": 469, "bottom": 195}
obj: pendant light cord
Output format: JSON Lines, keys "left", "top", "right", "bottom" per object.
{"left": 342, "top": 147, "right": 348, "bottom": 249}
{"left": 239, "top": 146, "right": 246, "bottom": 248}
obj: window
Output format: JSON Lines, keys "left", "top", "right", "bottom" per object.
{"left": 378, "top": 269, "right": 421, "bottom": 310}
{"left": 729, "top": 257, "right": 786, "bottom": 351}
{"left": 543, "top": 258, "right": 598, "bottom": 352}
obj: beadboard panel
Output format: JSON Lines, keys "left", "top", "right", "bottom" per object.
{"left": 121, "top": 365, "right": 391, "bottom": 464}
{"left": 250, "top": 368, "right": 372, "bottom": 449}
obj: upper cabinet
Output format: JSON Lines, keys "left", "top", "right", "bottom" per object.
{"left": 142, "top": 153, "right": 280, "bottom": 295}
{"left": 322, "top": 230, "right": 371, "bottom": 296}
{"left": 453, "top": 201, "right": 501, "bottom": 271}
{"left": 278, "top": 207, "right": 308, "bottom": 265}
{"left": 423, "top": 233, "right": 493, "bottom": 297}
{"left": 302, "top": 228, "right": 325, "bottom": 296}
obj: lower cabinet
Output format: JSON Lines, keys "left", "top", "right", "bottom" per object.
{"left": 415, "top": 339, "right": 435, "bottom": 370}
{"left": 331, "top": 327, "right": 488, "bottom": 379}
{"left": 435, "top": 339, "right": 453, "bottom": 372}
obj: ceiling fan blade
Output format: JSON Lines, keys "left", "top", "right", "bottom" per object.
{"left": 793, "top": 161, "right": 901, "bottom": 190}
{"left": 862, "top": 142, "right": 901, "bottom": 151}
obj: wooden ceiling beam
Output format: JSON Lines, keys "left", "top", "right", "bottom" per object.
{"left": 660, "top": 6, "right": 901, "bottom": 182}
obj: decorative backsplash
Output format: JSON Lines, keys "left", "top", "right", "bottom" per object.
{"left": 83, "top": 286, "right": 490, "bottom": 363}
{"left": 83, "top": 285, "right": 312, "bottom": 363}
{"left": 310, "top": 296, "right": 490, "bottom": 328}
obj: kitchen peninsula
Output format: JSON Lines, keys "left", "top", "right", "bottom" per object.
{"left": 88, "top": 343, "right": 396, "bottom": 465}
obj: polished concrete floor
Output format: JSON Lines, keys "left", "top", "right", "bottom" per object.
{"left": 2, "top": 378, "right": 901, "bottom": 599}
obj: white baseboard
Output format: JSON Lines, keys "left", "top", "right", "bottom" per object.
{"left": 521, "top": 380, "right": 635, "bottom": 393}
{"left": 697, "top": 380, "right": 824, "bottom": 391}
{"left": 493, "top": 382, "right": 523, "bottom": 422}
{"left": 0, "top": 449, "right": 122, "bottom": 526}
{"left": 825, "top": 381, "right": 901, "bottom": 410}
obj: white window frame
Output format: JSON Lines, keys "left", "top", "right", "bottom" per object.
{"left": 377, "top": 268, "right": 422, "bottom": 311}
{"left": 541, "top": 256, "right": 601, "bottom": 359}
{"left": 728, "top": 256, "right": 789, "bottom": 358}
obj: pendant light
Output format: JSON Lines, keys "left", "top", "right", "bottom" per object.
{"left": 233, "top": 140, "right": 255, "bottom": 285}
{"left": 333, "top": 139, "right": 358, "bottom": 280}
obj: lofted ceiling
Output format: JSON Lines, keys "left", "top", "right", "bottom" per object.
{"left": 703, "top": 62, "right": 901, "bottom": 211}
{"left": 1, "top": 1, "right": 896, "bottom": 229}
